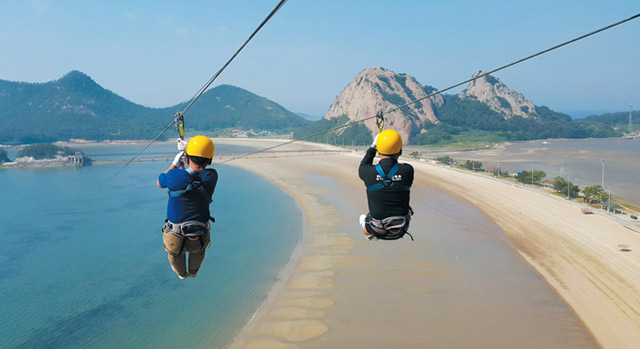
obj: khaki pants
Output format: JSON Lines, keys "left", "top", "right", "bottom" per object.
{"left": 163, "top": 229, "right": 210, "bottom": 278}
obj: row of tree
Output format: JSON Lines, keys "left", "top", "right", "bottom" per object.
{"left": 0, "top": 148, "right": 9, "bottom": 163}
{"left": 439, "top": 156, "right": 612, "bottom": 205}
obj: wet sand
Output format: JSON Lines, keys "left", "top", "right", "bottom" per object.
{"left": 219, "top": 139, "right": 640, "bottom": 348}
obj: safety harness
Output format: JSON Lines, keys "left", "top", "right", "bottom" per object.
{"left": 366, "top": 163, "right": 411, "bottom": 191}
{"left": 165, "top": 168, "right": 216, "bottom": 254}
{"left": 168, "top": 168, "right": 214, "bottom": 205}
{"left": 364, "top": 160, "right": 414, "bottom": 240}
{"left": 163, "top": 219, "right": 211, "bottom": 254}
{"left": 364, "top": 208, "right": 414, "bottom": 241}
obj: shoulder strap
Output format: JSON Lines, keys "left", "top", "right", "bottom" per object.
{"left": 366, "top": 163, "right": 410, "bottom": 191}
{"left": 167, "top": 171, "right": 213, "bottom": 204}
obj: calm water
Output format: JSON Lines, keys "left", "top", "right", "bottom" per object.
{"left": 0, "top": 144, "right": 301, "bottom": 348}
{"left": 426, "top": 137, "right": 640, "bottom": 206}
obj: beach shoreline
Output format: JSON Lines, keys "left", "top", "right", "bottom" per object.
{"left": 220, "top": 138, "right": 640, "bottom": 348}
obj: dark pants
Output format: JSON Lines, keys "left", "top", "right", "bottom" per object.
{"left": 163, "top": 229, "right": 210, "bottom": 278}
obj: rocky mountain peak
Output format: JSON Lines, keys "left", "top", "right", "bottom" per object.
{"left": 460, "top": 71, "right": 537, "bottom": 119}
{"left": 325, "top": 67, "right": 441, "bottom": 142}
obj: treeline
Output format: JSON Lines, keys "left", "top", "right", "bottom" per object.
{"left": 0, "top": 148, "right": 8, "bottom": 163}
{"left": 412, "top": 95, "right": 622, "bottom": 145}
{"left": 439, "top": 155, "right": 617, "bottom": 207}
{"left": 581, "top": 110, "right": 639, "bottom": 132}
{"left": 17, "top": 143, "right": 83, "bottom": 160}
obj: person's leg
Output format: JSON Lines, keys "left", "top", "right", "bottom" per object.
{"left": 185, "top": 230, "right": 210, "bottom": 277}
{"left": 168, "top": 253, "right": 188, "bottom": 279}
{"left": 187, "top": 250, "right": 205, "bottom": 277}
{"left": 359, "top": 214, "right": 376, "bottom": 240}
{"left": 163, "top": 231, "right": 188, "bottom": 279}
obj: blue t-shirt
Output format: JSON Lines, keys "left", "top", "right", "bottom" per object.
{"left": 158, "top": 168, "right": 218, "bottom": 223}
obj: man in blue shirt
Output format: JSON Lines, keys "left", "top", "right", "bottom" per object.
{"left": 157, "top": 136, "right": 218, "bottom": 279}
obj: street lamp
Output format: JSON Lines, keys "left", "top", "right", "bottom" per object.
{"left": 630, "top": 104, "right": 633, "bottom": 134}
{"left": 601, "top": 160, "right": 605, "bottom": 188}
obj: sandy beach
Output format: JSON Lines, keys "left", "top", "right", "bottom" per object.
{"left": 219, "top": 138, "right": 640, "bottom": 348}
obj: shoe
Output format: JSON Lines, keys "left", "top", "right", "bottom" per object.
{"left": 187, "top": 271, "right": 198, "bottom": 278}
{"left": 365, "top": 234, "right": 377, "bottom": 241}
{"left": 359, "top": 214, "right": 366, "bottom": 229}
{"left": 171, "top": 266, "right": 188, "bottom": 279}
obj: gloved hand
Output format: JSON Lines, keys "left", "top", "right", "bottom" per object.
{"left": 371, "top": 134, "right": 379, "bottom": 148}
{"left": 172, "top": 151, "right": 186, "bottom": 168}
{"left": 176, "top": 138, "right": 187, "bottom": 151}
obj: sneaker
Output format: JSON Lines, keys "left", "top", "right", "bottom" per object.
{"left": 365, "top": 234, "right": 377, "bottom": 241}
{"left": 171, "top": 266, "right": 188, "bottom": 280}
{"left": 359, "top": 214, "right": 366, "bottom": 229}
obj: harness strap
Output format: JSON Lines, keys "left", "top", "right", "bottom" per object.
{"left": 167, "top": 170, "right": 213, "bottom": 204}
{"left": 164, "top": 220, "right": 209, "bottom": 237}
{"left": 366, "top": 163, "right": 411, "bottom": 191}
{"left": 365, "top": 211, "right": 413, "bottom": 241}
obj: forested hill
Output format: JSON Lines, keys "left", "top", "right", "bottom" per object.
{"left": 295, "top": 68, "right": 624, "bottom": 146}
{"left": 0, "top": 71, "right": 308, "bottom": 144}
{"left": 580, "top": 111, "right": 639, "bottom": 133}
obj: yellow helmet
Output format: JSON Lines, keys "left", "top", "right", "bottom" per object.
{"left": 186, "top": 135, "right": 215, "bottom": 159}
{"left": 376, "top": 129, "right": 403, "bottom": 155}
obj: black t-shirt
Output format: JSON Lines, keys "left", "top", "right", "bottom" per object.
{"left": 358, "top": 147, "right": 413, "bottom": 219}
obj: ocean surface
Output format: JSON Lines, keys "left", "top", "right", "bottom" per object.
{"left": 0, "top": 143, "right": 302, "bottom": 348}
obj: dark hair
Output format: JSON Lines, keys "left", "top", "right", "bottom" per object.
{"left": 188, "top": 155, "right": 211, "bottom": 167}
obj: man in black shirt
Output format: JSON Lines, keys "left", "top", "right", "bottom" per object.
{"left": 359, "top": 129, "right": 414, "bottom": 240}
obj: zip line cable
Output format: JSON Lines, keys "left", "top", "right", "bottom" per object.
{"left": 106, "top": 0, "right": 288, "bottom": 182}
{"left": 182, "top": 0, "right": 288, "bottom": 116}
{"left": 216, "top": 12, "right": 640, "bottom": 164}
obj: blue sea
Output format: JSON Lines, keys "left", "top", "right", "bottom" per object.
{"left": 0, "top": 143, "right": 302, "bottom": 348}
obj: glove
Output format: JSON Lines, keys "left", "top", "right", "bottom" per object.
{"left": 176, "top": 138, "right": 187, "bottom": 151}
{"left": 172, "top": 151, "right": 186, "bottom": 168}
{"left": 371, "top": 134, "right": 379, "bottom": 148}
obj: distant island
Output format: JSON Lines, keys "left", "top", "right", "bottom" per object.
{"left": 1, "top": 143, "right": 89, "bottom": 168}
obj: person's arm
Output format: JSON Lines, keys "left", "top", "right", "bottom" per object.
{"left": 359, "top": 135, "right": 379, "bottom": 180}
{"left": 157, "top": 152, "right": 185, "bottom": 188}
{"left": 359, "top": 147, "right": 377, "bottom": 180}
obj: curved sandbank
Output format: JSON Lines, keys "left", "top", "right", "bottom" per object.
{"left": 219, "top": 139, "right": 639, "bottom": 348}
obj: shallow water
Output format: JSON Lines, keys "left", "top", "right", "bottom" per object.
{"left": 424, "top": 138, "right": 640, "bottom": 206}
{"left": 0, "top": 144, "right": 301, "bottom": 348}
{"left": 308, "top": 173, "right": 596, "bottom": 348}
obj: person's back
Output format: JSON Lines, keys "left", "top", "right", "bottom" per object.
{"left": 359, "top": 151, "right": 413, "bottom": 219}
{"left": 358, "top": 130, "right": 414, "bottom": 240}
{"left": 160, "top": 167, "right": 217, "bottom": 223}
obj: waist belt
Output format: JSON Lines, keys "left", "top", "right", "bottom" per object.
{"left": 365, "top": 208, "right": 414, "bottom": 241}
{"left": 163, "top": 220, "right": 209, "bottom": 237}
{"left": 368, "top": 214, "right": 411, "bottom": 232}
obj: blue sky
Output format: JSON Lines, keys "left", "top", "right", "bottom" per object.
{"left": 1, "top": 0, "right": 638, "bottom": 118}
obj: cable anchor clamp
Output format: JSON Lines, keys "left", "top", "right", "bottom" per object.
{"left": 174, "top": 111, "right": 185, "bottom": 139}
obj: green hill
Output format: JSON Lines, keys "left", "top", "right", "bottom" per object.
{"left": 580, "top": 111, "right": 639, "bottom": 133}
{"left": 0, "top": 71, "right": 308, "bottom": 144}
